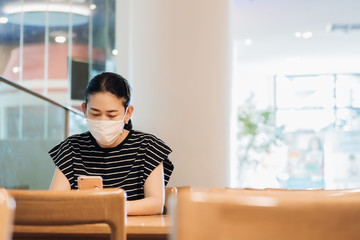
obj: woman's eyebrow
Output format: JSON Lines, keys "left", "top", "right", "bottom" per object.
{"left": 89, "top": 108, "right": 119, "bottom": 113}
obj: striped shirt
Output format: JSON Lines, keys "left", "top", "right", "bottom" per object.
{"left": 49, "top": 130, "right": 173, "bottom": 201}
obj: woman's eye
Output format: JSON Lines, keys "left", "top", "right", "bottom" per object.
{"left": 109, "top": 115, "right": 117, "bottom": 118}
{"left": 91, "top": 114, "right": 100, "bottom": 117}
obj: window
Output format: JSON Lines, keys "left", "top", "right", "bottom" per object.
{"left": 275, "top": 74, "right": 360, "bottom": 189}
{"left": 232, "top": 0, "right": 360, "bottom": 189}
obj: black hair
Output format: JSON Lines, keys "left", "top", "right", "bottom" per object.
{"left": 84, "top": 72, "right": 133, "bottom": 130}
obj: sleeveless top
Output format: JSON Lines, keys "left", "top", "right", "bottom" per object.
{"left": 49, "top": 130, "right": 173, "bottom": 200}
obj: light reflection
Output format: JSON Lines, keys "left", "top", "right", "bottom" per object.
{"left": 0, "top": 17, "right": 8, "bottom": 24}
{"left": 3, "top": 2, "right": 91, "bottom": 16}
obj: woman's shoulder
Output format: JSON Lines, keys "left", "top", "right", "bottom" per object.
{"left": 49, "top": 132, "right": 92, "bottom": 156}
{"left": 130, "top": 130, "right": 165, "bottom": 143}
{"left": 63, "top": 131, "right": 92, "bottom": 144}
{"left": 130, "top": 130, "right": 171, "bottom": 150}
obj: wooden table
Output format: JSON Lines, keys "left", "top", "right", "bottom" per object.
{"left": 127, "top": 215, "right": 170, "bottom": 240}
{"left": 13, "top": 215, "right": 170, "bottom": 240}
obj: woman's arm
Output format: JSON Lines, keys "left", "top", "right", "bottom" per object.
{"left": 49, "top": 167, "right": 71, "bottom": 190}
{"left": 127, "top": 162, "right": 165, "bottom": 215}
{"left": 50, "top": 163, "right": 165, "bottom": 215}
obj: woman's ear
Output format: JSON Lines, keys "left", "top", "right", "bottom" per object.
{"left": 81, "top": 102, "right": 87, "bottom": 117}
{"left": 126, "top": 105, "right": 134, "bottom": 123}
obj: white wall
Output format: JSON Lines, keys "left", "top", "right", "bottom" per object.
{"left": 115, "top": 0, "right": 232, "bottom": 188}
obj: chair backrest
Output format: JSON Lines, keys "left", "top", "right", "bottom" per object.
{"left": 0, "top": 188, "right": 15, "bottom": 240}
{"left": 8, "top": 188, "right": 126, "bottom": 240}
{"left": 174, "top": 188, "right": 360, "bottom": 240}
{"left": 212, "top": 187, "right": 360, "bottom": 198}
{"left": 164, "top": 187, "right": 177, "bottom": 214}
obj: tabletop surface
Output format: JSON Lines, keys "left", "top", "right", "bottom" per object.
{"left": 127, "top": 215, "right": 170, "bottom": 234}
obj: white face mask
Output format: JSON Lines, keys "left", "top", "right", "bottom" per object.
{"left": 86, "top": 108, "right": 128, "bottom": 146}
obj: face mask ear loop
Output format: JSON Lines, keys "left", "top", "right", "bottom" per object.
{"left": 84, "top": 105, "right": 88, "bottom": 119}
{"left": 123, "top": 107, "right": 129, "bottom": 123}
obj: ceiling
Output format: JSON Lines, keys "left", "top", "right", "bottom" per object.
{"left": 233, "top": 0, "right": 360, "bottom": 74}
{"left": 0, "top": 0, "right": 115, "bottom": 48}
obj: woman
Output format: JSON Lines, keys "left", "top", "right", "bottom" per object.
{"left": 49, "top": 72, "right": 174, "bottom": 215}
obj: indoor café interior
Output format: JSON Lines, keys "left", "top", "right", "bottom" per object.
{"left": 1, "top": 0, "right": 360, "bottom": 239}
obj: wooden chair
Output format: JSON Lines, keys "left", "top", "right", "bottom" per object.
{"left": 8, "top": 188, "right": 126, "bottom": 240}
{"left": 0, "top": 188, "right": 15, "bottom": 240}
{"left": 164, "top": 187, "right": 177, "bottom": 214}
{"left": 174, "top": 188, "right": 360, "bottom": 240}
{"left": 212, "top": 187, "right": 360, "bottom": 198}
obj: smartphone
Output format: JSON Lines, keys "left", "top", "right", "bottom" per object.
{"left": 77, "top": 176, "right": 103, "bottom": 190}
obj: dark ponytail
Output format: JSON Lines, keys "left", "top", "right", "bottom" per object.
{"left": 125, "top": 119, "right": 133, "bottom": 131}
{"left": 85, "top": 72, "right": 133, "bottom": 130}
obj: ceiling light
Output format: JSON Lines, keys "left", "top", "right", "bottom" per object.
{"left": 89, "top": 4, "right": 96, "bottom": 10}
{"left": 0, "top": 17, "right": 8, "bottom": 24}
{"left": 12, "top": 66, "right": 20, "bottom": 73}
{"left": 244, "top": 39, "right": 252, "bottom": 46}
{"left": 302, "top": 31, "right": 312, "bottom": 39}
{"left": 3, "top": 2, "right": 91, "bottom": 16}
{"left": 112, "top": 49, "right": 118, "bottom": 56}
{"left": 294, "top": 32, "right": 302, "bottom": 38}
{"left": 55, "top": 36, "right": 66, "bottom": 43}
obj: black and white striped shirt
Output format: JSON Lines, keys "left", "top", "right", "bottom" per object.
{"left": 49, "top": 130, "right": 173, "bottom": 201}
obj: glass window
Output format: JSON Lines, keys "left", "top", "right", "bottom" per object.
{"left": 232, "top": 0, "right": 360, "bottom": 189}
{"left": 0, "top": 0, "right": 102, "bottom": 189}
{"left": 0, "top": 0, "right": 116, "bottom": 107}
{"left": 274, "top": 73, "right": 360, "bottom": 189}
{"left": 276, "top": 75, "right": 335, "bottom": 109}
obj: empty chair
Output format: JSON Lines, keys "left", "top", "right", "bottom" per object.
{"left": 8, "top": 188, "right": 126, "bottom": 240}
{"left": 174, "top": 188, "right": 360, "bottom": 240}
{"left": 0, "top": 188, "right": 15, "bottom": 240}
{"left": 264, "top": 187, "right": 324, "bottom": 191}
{"left": 212, "top": 187, "right": 360, "bottom": 198}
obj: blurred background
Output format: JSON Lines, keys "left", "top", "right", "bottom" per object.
{"left": 1, "top": 0, "right": 360, "bottom": 190}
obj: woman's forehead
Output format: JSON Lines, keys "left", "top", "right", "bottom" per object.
{"left": 87, "top": 92, "right": 125, "bottom": 109}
